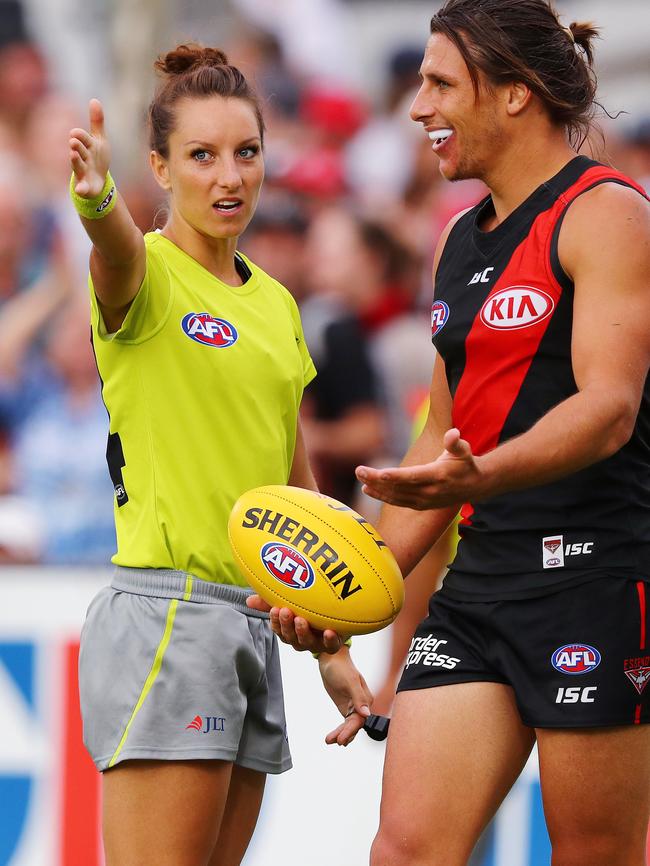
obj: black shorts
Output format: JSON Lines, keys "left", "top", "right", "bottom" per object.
{"left": 397, "top": 574, "right": 650, "bottom": 727}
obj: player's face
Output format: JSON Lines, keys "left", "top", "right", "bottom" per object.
{"left": 410, "top": 33, "right": 508, "bottom": 182}
{"left": 158, "top": 95, "right": 264, "bottom": 240}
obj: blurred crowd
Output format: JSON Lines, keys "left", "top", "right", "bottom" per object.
{"left": 0, "top": 0, "right": 649, "bottom": 567}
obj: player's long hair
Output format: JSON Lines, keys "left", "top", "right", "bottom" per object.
{"left": 430, "top": 0, "right": 600, "bottom": 149}
{"left": 148, "top": 43, "right": 265, "bottom": 157}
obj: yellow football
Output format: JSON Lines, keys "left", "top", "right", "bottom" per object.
{"left": 228, "top": 485, "right": 403, "bottom": 635}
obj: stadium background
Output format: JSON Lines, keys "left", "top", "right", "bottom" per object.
{"left": 0, "top": 0, "right": 649, "bottom": 863}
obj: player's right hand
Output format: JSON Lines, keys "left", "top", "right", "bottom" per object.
{"left": 246, "top": 595, "right": 345, "bottom": 654}
{"left": 69, "top": 98, "right": 111, "bottom": 198}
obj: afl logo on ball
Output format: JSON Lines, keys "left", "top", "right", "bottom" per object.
{"left": 552, "top": 643, "right": 601, "bottom": 675}
{"left": 480, "top": 286, "right": 554, "bottom": 330}
{"left": 431, "top": 301, "right": 450, "bottom": 337}
{"left": 260, "top": 542, "right": 315, "bottom": 590}
{"left": 181, "top": 312, "right": 238, "bottom": 347}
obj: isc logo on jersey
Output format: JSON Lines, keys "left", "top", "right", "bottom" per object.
{"left": 181, "top": 312, "right": 238, "bottom": 347}
{"left": 551, "top": 643, "right": 601, "bottom": 675}
{"left": 480, "top": 286, "right": 554, "bottom": 330}
{"left": 260, "top": 542, "right": 315, "bottom": 589}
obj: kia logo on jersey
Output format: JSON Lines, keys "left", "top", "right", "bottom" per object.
{"left": 551, "top": 643, "right": 601, "bottom": 675}
{"left": 181, "top": 312, "right": 238, "bottom": 347}
{"left": 260, "top": 542, "right": 315, "bottom": 589}
{"left": 480, "top": 286, "right": 554, "bottom": 330}
{"left": 431, "top": 300, "right": 450, "bottom": 336}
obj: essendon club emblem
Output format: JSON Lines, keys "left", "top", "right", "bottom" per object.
{"left": 542, "top": 535, "right": 564, "bottom": 569}
{"left": 624, "top": 667, "right": 650, "bottom": 695}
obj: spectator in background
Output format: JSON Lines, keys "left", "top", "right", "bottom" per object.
{"left": 24, "top": 92, "right": 94, "bottom": 285}
{"left": 345, "top": 45, "right": 424, "bottom": 207}
{"left": 0, "top": 298, "right": 115, "bottom": 564}
{"left": 277, "top": 83, "right": 368, "bottom": 204}
{"left": 0, "top": 36, "right": 48, "bottom": 150}
{"left": 0, "top": 160, "right": 62, "bottom": 305}
{"left": 622, "top": 118, "right": 650, "bottom": 193}
{"left": 299, "top": 205, "right": 385, "bottom": 504}
{"left": 300, "top": 205, "right": 432, "bottom": 507}
{"left": 240, "top": 191, "right": 309, "bottom": 300}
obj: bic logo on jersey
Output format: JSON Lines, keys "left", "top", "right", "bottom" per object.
{"left": 260, "top": 542, "right": 315, "bottom": 589}
{"left": 431, "top": 301, "right": 449, "bottom": 337}
{"left": 552, "top": 643, "right": 601, "bottom": 675}
{"left": 181, "top": 312, "right": 238, "bottom": 347}
{"left": 480, "top": 286, "right": 554, "bottom": 330}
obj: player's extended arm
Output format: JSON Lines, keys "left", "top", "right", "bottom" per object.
{"left": 357, "top": 184, "right": 650, "bottom": 511}
{"left": 370, "top": 356, "right": 460, "bottom": 572}
{"left": 69, "top": 99, "right": 145, "bottom": 332}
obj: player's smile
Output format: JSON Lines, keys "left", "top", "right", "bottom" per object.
{"left": 427, "top": 127, "right": 454, "bottom": 152}
{"left": 410, "top": 33, "right": 505, "bottom": 182}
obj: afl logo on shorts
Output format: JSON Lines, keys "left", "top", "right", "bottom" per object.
{"left": 552, "top": 643, "right": 601, "bottom": 675}
{"left": 480, "top": 286, "right": 554, "bottom": 330}
{"left": 431, "top": 301, "right": 449, "bottom": 337}
{"left": 260, "top": 542, "right": 315, "bottom": 590}
{"left": 181, "top": 312, "right": 238, "bottom": 347}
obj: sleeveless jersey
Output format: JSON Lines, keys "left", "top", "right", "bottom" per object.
{"left": 90, "top": 232, "right": 316, "bottom": 585}
{"left": 432, "top": 156, "right": 650, "bottom": 597}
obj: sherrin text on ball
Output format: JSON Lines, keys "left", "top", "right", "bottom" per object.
{"left": 228, "top": 485, "right": 403, "bottom": 635}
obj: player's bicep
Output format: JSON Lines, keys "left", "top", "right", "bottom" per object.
{"left": 562, "top": 185, "right": 650, "bottom": 405}
{"left": 90, "top": 235, "right": 146, "bottom": 332}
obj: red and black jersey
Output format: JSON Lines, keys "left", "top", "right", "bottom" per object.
{"left": 432, "top": 156, "right": 650, "bottom": 598}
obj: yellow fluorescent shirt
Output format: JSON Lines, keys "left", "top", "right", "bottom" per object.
{"left": 91, "top": 232, "right": 316, "bottom": 585}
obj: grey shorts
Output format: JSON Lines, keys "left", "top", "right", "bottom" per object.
{"left": 79, "top": 567, "right": 292, "bottom": 774}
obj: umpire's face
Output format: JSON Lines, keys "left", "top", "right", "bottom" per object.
{"left": 151, "top": 94, "right": 265, "bottom": 243}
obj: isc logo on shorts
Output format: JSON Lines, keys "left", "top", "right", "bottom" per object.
{"left": 551, "top": 643, "right": 601, "bottom": 675}
{"left": 480, "top": 286, "right": 554, "bottom": 330}
{"left": 181, "top": 312, "right": 238, "bottom": 347}
{"left": 260, "top": 542, "right": 315, "bottom": 589}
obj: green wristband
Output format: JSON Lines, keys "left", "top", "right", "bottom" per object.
{"left": 313, "top": 637, "right": 352, "bottom": 660}
{"left": 70, "top": 171, "right": 117, "bottom": 219}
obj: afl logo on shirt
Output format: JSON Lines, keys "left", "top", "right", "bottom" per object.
{"left": 480, "top": 286, "right": 554, "bottom": 330}
{"left": 431, "top": 301, "right": 450, "bottom": 337}
{"left": 552, "top": 643, "right": 602, "bottom": 675}
{"left": 260, "top": 542, "right": 315, "bottom": 590}
{"left": 181, "top": 312, "right": 238, "bottom": 347}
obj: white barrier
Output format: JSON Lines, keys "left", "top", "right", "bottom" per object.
{"left": 0, "top": 569, "right": 552, "bottom": 866}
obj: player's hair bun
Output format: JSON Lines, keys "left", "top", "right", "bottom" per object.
{"left": 154, "top": 43, "right": 229, "bottom": 76}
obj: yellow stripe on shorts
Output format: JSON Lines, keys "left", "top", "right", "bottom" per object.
{"left": 108, "top": 598, "right": 179, "bottom": 768}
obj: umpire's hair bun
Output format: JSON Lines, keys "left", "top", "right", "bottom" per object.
{"left": 154, "top": 43, "right": 229, "bottom": 76}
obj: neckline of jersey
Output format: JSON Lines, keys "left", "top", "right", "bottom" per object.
{"left": 150, "top": 232, "right": 261, "bottom": 297}
{"left": 471, "top": 155, "right": 594, "bottom": 257}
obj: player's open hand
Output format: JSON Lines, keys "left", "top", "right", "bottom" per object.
{"left": 319, "top": 652, "right": 372, "bottom": 747}
{"left": 69, "top": 98, "right": 111, "bottom": 198}
{"left": 246, "top": 596, "right": 346, "bottom": 654}
{"left": 356, "top": 427, "right": 485, "bottom": 509}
